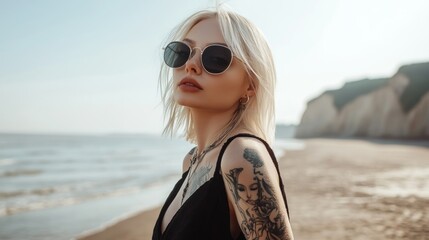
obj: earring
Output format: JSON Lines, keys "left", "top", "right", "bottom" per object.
{"left": 239, "top": 95, "right": 250, "bottom": 105}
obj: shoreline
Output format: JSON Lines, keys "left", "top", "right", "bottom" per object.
{"left": 77, "top": 138, "right": 429, "bottom": 240}
{"left": 76, "top": 206, "right": 161, "bottom": 240}
{"left": 73, "top": 205, "right": 162, "bottom": 239}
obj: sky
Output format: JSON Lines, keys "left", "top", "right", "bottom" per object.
{"left": 0, "top": 0, "right": 428, "bottom": 135}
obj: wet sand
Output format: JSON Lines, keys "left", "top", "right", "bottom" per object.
{"left": 77, "top": 138, "right": 429, "bottom": 240}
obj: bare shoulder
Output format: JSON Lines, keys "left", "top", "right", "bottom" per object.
{"left": 182, "top": 147, "right": 196, "bottom": 173}
{"left": 220, "top": 137, "right": 277, "bottom": 178}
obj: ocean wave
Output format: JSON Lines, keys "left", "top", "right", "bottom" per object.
{"left": 0, "top": 169, "right": 42, "bottom": 177}
{"left": 0, "top": 188, "right": 60, "bottom": 200}
{"left": 0, "top": 186, "right": 142, "bottom": 216}
{"left": 0, "top": 158, "right": 16, "bottom": 167}
{"left": 0, "top": 182, "right": 97, "bottom": 200}
{"left": 0, "top": 191, "right": 23, "bottom": 198}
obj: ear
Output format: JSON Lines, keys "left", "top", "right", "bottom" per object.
{"left": 246, "top": 85, "right": 255, "bottom": 97}
{"left": 245, "top": 78, "right": 256, "bottom": 97}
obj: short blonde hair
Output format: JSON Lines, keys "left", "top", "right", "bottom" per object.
{"left": 159, "top": 6, "right": 276, "bottom": 144}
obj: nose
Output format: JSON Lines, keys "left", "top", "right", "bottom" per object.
{"left": 184, "top": 47, "right": 202, "bottom": 75}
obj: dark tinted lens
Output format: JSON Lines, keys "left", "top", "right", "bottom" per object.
{"left": 202, "top": 45, "right": 232, "bottom": 74}
{"left": 164, "top": 42, "right": 190, "bottom": 68}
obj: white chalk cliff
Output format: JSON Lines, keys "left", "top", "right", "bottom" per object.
{"left": 296, "top": 62, "right": 429, "bottom": 139}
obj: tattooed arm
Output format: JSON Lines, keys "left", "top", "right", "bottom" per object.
{"left": 221, "top": 138, "right": 294, "bottom": 240}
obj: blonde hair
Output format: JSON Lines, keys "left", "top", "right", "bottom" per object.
{"left": 159, "top": 6, "right": 276, "bottom": 144}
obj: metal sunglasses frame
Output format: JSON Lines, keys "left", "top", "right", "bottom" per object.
{"left": 163, "top": 41, "right": 235, "bottom": 75}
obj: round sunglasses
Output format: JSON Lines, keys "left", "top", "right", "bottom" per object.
{"left": 163, "top": 41, "right": 234, "bottom": 75}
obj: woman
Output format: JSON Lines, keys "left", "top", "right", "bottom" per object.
{"left": 152, "top": 6, "right": 294, "bottom": 240}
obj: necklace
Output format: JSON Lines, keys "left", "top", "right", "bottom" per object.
{"left": 180, "top": 107, "right": 243, "bottom": 205}
{"left": 180, "top": 132, "right": 229, "bottom": 205}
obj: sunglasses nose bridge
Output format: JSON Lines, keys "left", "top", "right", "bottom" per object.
{"left": 183, "top": 46, "right": 203, "bottom": 74}
{"left": 189, "top": 46, "right": 202, "bottom": 59}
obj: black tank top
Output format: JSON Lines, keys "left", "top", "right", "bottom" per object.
{"left": 152, "top": 133, "right": 290, "bottom": 240}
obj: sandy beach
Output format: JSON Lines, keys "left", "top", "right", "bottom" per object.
{"left": 77, "top": 138, "right": 429, "bottom": 240}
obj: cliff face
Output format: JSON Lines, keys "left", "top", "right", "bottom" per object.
{"left": 295, "top": 62, "right": 429, "bottom": 139}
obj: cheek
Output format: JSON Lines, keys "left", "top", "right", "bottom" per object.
{"left": 208, "top": 82, "right": 241, "bottom": 102}
{"left": 205, "top": 70, "right": 247, "bottom": 106}
{"left": 172, "top": 70, "right": 184, "bottom": 84}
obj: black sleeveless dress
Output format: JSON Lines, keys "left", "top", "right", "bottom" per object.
{"left": 152, "top": 133, "right": 290, "bottom": 240}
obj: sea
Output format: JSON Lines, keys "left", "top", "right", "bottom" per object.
{"left": 0, "top": 133, "right": 304, "bottom": 240}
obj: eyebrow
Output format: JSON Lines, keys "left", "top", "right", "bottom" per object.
{"left": 182, "top": 38, "right": 228, "bottom": 47}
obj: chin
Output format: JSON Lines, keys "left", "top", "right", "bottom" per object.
{"left": 175, "top": 98, "right": 202, "bottom": 109}
{"left": 174, "top": 92, "right": 203, "bottom": 108}
{"left": 176, "top": 97, "right": 194, "bottom": 106}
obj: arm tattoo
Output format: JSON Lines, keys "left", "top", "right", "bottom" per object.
{"left": 225, "top": 148, "right": 287, "bottom": 240}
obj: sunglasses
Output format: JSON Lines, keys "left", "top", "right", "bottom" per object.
{"left": 163, "top": 41, "right": 234, "bottom": 75}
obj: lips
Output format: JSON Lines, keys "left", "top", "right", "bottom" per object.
{"left": 178, "top": 77, "right": 203, "bottom": 90}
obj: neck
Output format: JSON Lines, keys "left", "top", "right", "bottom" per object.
{"left": 191, "top": 107, "right": 238, "bottom": 153}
